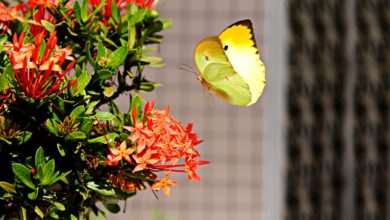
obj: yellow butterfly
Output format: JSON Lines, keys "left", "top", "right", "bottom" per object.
{"left": 193, "top": 19, "right": 266, "bottom": 106}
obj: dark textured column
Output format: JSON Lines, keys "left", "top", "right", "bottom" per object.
{"left": 354, "top": 1, "right": 390, "bottom": 219}
{"left": 286, "top": 1, "right": 347, "bottom": 219}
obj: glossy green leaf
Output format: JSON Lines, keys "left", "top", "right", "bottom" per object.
{"left": 42, "top": 159, "right": 55, "bottom": 185}
{"left": 12, "top": 163, "right": 35, "bottom": 190}
{"left": 34, "top": 147, "right": 45, "bottom": 169}
{"left": 96, "top": 41, "right": 107, "bottom": 62}
{"left": 17, "top": 131, "right": 32, "bottom": 145}
{"left": 41, "top": 20, "right": 55, "bottom": 32}
{"left": 73, "top": 1, "right": 82, "bottom": 24}
{"left": 75, "top": 64, "right": 91, "bottom": 95}
{"left": 107, "top": 46, "right": 128, "bottom": 69}
{"left": 111, "top": 0, "right": 120, "bottom": 23}
{"left": 128, "top": 25, "right": 136, "bottom": 51}
{"left": 95, "top": 112, "right": 115, "bottom": 120}
{"left": 46, "top": 119, "right": 59, "bottom": 136}
{"left": 28, "top": 188, "right": 39, "bottom": 200}
{"left": 127, "top": 5, "right": 147, "bottom": 26}
{"left": 0, "top": 74, "right": 9, "bottom": 92}
{"left": 70, "top": 105, "right": 85, "bottom": 118}
{"left": 53, "top": 202, "right": 66, "bottom": 211}
{"left": 79, "top": 118, "right": 93, "bottom": 135}
{"left": 88, "top": 133, "right": 118, "bottom": 144}
{"left": 85, "top": 101, "right": 99, "bottom": 115}
{"left": 80, "top": 0, "right": 89, "bottom": 22}
{"left": 57, "top": 143, "right": 66, "bottom": 157}
{"left": 161, "top": 18, "right": 172, "bottom": 30}
{"left": 34, "top": 206, "right": 44, "bottom": 218}
{"left": 65, "top": 131, "right": 86, "bottom": 141}
{"left": 87, "top": 182, "right": 115, "bottom": 196}
{"left": 139, "top": 81, "right": 162, "bottom": 92}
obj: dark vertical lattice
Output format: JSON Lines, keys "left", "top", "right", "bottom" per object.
{"left": 286, "top": 1, "right": 347, "bottom": 219}
{"left": 354, "top": 1, "right": 390, "bottom": 219}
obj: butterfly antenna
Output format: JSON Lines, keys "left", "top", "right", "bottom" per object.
{"left": 176, "top": 63, "right": 198, "bottom": 77}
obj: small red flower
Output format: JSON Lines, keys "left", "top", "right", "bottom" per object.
{"left": 105, "top": 140, "right": 136, "bottom": 166}
{"left": 151, "top": 172, "right": 177, "bottom": 197}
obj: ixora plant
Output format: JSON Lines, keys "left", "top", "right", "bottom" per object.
{"left": 0, "top": 0, "right": 208, "bottom": 219}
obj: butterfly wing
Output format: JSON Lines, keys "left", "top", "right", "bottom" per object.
{"left": 194, "top": 36, "right": 252, "bottom": 106}
{"left": 203, "top": 63, "right": 251, "bottom": 106}
{"left": 218, "top": 19, "right": 266, "bottom": 106}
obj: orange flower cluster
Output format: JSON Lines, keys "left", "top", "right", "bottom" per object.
{"left": 105, "top": 101, "right": 208, "bottom": 196}
{"left": 4, "top": 32, "right": 76, "bottom": 100}
{"left": 0, "top": 2, "right": 19, "bottom": 33}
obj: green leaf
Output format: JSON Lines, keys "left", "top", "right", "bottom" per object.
{"left": 42, "top": 159, "right": 55, "bottom": 185}
{"left": 140, "top": 56, "right": 162, "bottom": 66}
{"left": 0, "top": 34, "right": 7, "bottom": 44}
{"left": 85, "top": 101, "right": 99, "bottom": 115}
{"left": 87, "top": 182, "right": 115, "bottom": 196}
{"left": 73, "top": 1, "right": 82, "bottom": 24}
{"left": 57, "top": 143, "right": 66, "bottom": 157}
{"left": 28, "top": 188, "right": 39, "bottom": 200}
{"left": 70, "top": 105, "right": 85, "bottom": 118}
{"left": 70, "top": 214, "right": 78, "bottom": 220}
{"left": 79, "top": 118, "right": 93, "bottom": 135}
{"left": 88, "top": 133, "right": 118, "bottom": 144}
{"left": 127, "top": 5, "right": 147, "bottom": 26}
{"left": 96, "top": 69, "right": 114, "bottom": 81}
{"left": 96, "top": 41, "right": 107, "bottom": 62}
{"left": 34, "top": 206, "right": 44, "bottom": 218}
{"left": 46, "top": 119, "right": 59, "bottom": 136}
{"left": 12, "top": 163, "right": 35, "bottom": 190}
{"left": 20, "top": 207, "right": 28, "bottom": 220}
{"left": 80, "top": 0, "right": 89, "bottom": 22}
{"left": 37, "top": 165, "right": 44, "bottom": 182}
{"left": 88, "top": 0, "right": 106, "bottom": 22}
{"left": 95, "top": 112, "right": 115, "bottom": 120}
{"left": 34, "top": 147, "right": 45, "bottom": 169}
{"left": 85, "top": 41, "right": 97, "bottom": 69}
{"left": 0, "top": 181, "right": 16, "bottom": 193}
{"left": 0, "top": 73, "right": 9, "bottom": 92}
{"left": 16, "top": 131, "right": 32, "bottom": 145}
{"left": 41, "top": 20, "right": 55, "bottom": 32}
{"left": 128, "top": 25, "right": 136, "bottom": 51}
{"left": 0, "top": 137, "right": 12, "bottom": 145}
{"left": 49, "top": 171, "right": 71, "bottom": 186}
{"left": 108, "top": 101, "right": 120, "bottom": 116}
{"left": 65, "top": 131, "right": 86, "bottom": 141}
{"left": 53, "top": 202, "right": 66, "bottom": 211}
{"left": 161, "top": 18, "right": 172, "bottom": 30}
{"left": 75, "top": 64, "right": 91, "bottom": 95}
{"left": 38, "top": 39, "right": 46, "bottom": 61}
{"left": 139, "top": 81, "right": 162, "bottom": 92}
{"left": 111, "top": 0, "right": 120, "bottom": 23}
{"left": 102, "top": 202, "right": 120, "bottom": 213}
{"left": 107, "top": 46, "right": 128, "bottom": 69}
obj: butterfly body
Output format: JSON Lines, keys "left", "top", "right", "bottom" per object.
{"left": 194, "top": 19, "right": 266, "bottom": 106}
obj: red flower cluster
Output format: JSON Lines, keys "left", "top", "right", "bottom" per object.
{"left": 0, "top": 2, "right": 20, "bottom": 33}
{"left": 4, "top": 32, "right": 76, "bottom": 100}
{"left": 105, "top": 101, "right": 208, "bottom": 195}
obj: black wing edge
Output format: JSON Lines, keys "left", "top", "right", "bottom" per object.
{"left": 222, "top": 19, "right": 259, "bottom": 54}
